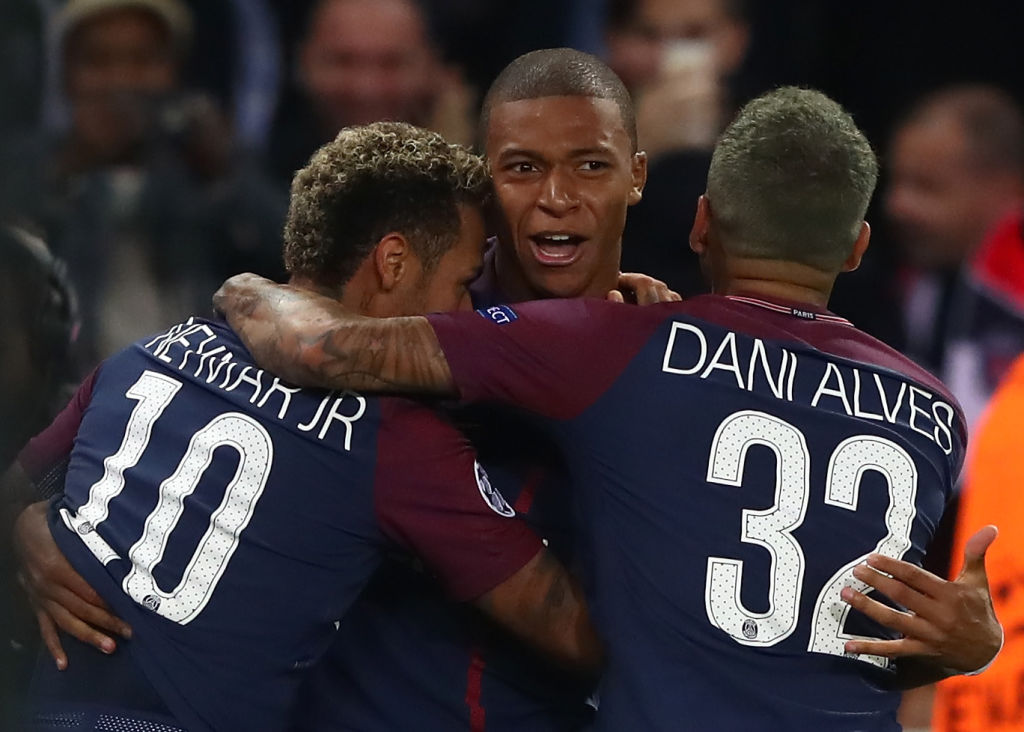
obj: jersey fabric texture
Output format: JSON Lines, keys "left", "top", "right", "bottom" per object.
{"left": 25, "top": 317, "right": 540, "bottom": 732}
{"left": 426, "top": 293, "right": 967, "bottom": 732}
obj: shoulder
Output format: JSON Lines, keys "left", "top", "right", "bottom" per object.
{"left": 377, "top": 397, "right": 466, "bottom": 453}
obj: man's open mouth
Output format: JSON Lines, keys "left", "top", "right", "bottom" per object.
{"left": 529, "top": 233, "right": 586, "bottom": 266}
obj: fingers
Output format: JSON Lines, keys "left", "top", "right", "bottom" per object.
{"left": 41, "top": 598, "right": 118, "bottom": 655}
{"left": 959, "top": 525, "right": 998, "bottom": 581}
{"left": 616, "top": 273, "right": 682, "bottom": 305}
{"left": 62, "top": 570, "right": 112, "bottom": 613}
{"left": 963, "top": 525, "right": 998, "bottom": 559}
{"left": 36, "top": 610, "right": 67, "bottom": 671}
{"left": 844, "top": 636, "right": 933, "bottom": 659}
{"left": 841, "top": 585, "right": 940, "bottom": 644}
{"left": 606, "top": 289, "right": 625, "bottom": 303}
{"left": 853, "top": 563, "right": 939, "bottom": 618}
{"left": 47, "top": 584, "right": 131, "bottom": 639}
{"left": 863, "top": 553, "right": 947, "bottom": 600}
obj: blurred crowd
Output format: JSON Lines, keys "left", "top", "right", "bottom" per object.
{"left": 3, "top": 0, "right": 1024, "bottom": 729}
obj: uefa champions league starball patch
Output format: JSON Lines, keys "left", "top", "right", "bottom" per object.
{"left": 476, "top": 305, "right": 518, "bottom": 325}
{"left": 474, "top": 460, "right": 515, "bottom": 517}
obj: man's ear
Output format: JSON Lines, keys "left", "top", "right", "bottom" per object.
{"left": 689, "top": 195, "right": 711, "bottom": 255}
{"left": 628, "top": 151, "right": 648, "bottom": 206}
{"left": 373, "top": 232, "right": 412, "bottom": 291}
{"left": 842, "top": 222, "right": 871, "bottom": 273}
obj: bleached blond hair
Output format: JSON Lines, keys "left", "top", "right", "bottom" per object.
{"left": 707, "top": 87, "right": 878, "bottom": 271}
{"left": 285, "top": 121, "right": 491, "bottom": 285}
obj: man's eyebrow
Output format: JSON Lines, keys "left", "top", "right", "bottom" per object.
{"left": 494, "top": 147, "right": 541, "bottom": 160}
{"left": 567, "top": 145, "right": 615, "bottom": 157}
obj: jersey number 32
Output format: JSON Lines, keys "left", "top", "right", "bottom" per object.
{"left": 704, "top": 409, "right": 918, "bottom": 668}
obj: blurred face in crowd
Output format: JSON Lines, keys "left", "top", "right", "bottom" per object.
{"left": 64, "top": 8, "right": 179, "bottom": 161}
{"left": 485, "top": 96, "right": 646, "bottom": 299}
{"left": 606, "top": 0, "right": 749, "bottom": 91}
{"left": 301, "top": 0, "right": 440, "bottom": 131}
{"left": 886, "top": 114, "right": 1023, "bottom": 270}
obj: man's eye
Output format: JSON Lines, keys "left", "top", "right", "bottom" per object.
{"left": 509, "top": 162, "right": 537, "bottom": 174}
{"left": 580, "top": 161, "right": 609, "bottom": 172}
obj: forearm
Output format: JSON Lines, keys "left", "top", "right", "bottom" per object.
{"left": 475, "top": 549, "right": 604, "bottom": 679}
{"left": 215, "top": 274, "right": 457, "bottom": 395}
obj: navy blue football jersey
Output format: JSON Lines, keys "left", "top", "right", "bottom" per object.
{"left": 292, "top": 241, "right": 591, "bottom": 732}
{"left": 427, "top": 294, "right": 967, "bottom": 732}
{"left": 37, "top": 317, "right": 541, "bottom": 732}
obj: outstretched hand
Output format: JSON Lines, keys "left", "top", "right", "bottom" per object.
{"left": 13, "top": 501, "right": 132, "bottom": 669}
{"left": 841, "top": 525, "right": 1001, "bottom": 674}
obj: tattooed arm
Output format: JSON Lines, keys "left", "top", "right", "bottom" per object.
{"left": 213, "top": 274, "right": 456, "bottom": 394}
{"left": 475, "top": 548, "right": 603, "bottom": 677}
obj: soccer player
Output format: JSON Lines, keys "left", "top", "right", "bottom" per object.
{"left": 292, "top": 47, "right": 658, "bottom": 732}
{"left": 17, "top": 123, "right": 599, "bottom": 732}
{"left": 217, "top": 88, "right": 1000, "bottom": 730}
{"left": 14, "top": 48, "right": 659, "bottom": 732}
{"left": 17, "top": 50, "right": 1001, "bottom": 731}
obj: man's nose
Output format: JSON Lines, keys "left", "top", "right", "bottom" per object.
{"left": 537, "top": 168, "right": 579, "bottom": 216}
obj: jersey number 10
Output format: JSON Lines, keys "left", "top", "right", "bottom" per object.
{"left": 704, "top": 410, "right": 918, "bottom": 668}
{"left": 60, "top": 371, "right": 274, "bottom": 625}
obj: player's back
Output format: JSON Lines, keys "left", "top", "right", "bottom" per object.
{"left": 567, "top": 296, "right": 966, "bottom": 730}
{"left": 428, "top": 293, "right": 966, "bottom": 731}
{"left": 49, "top": 317, "right": 387, "bottom": 731}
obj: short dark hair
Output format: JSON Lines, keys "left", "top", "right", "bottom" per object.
{"left": 706, "top": 86, "right": 878, "bottom": 271}
{"left": 284, "top": 122, "right": 491, "bottom": 287}
{"left": 901, "top": 85, "right": 1024, "bottom": 178}
{"left": 479, "top": 48, "right": 637, "bottom": 151}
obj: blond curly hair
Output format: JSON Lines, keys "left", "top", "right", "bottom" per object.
{"left": 284, "top": 122, "right": 491, "bottom": 286}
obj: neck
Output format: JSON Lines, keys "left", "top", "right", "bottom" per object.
{"left": 493, "top": 242, "right": 546, "bottom": 302}
{"left": 288, "top": 274, "right": 369, "bottom": 313}
{"left": 713, "top": 257, "right": 837, "bottom": 309}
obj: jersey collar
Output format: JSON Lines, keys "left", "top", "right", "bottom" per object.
{"left": 724, "top": 294, "right": 854, "bottom": 326}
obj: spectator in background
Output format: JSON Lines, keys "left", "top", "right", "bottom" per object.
{"left": 0, "top": 1, "right": 46, "bottom": 140}
{"left": 269, "top": 0, "right": 474, "bottom": 185}
{"left": 605, "top": 0, "right": 749, "bottom": 160}
{"left": 0, "top": 225, "right": 77, "bottom": 731}
{"left": 0, "top": 0, "right": 286, "bottom": 369}
{"left": 887, "top": 85, "right": 1024, "bottom": 431}
{"left": 604, "top": 0, "right": 750, "bottom": 295}
{"left": 885, "top": 85, "right": 1024, "bottom": 729}
{"left": 0, "top": 226, "right": 77, "bottom": 478}
{"left": 931, "top": 355, "right": 1024, "bottom": 732}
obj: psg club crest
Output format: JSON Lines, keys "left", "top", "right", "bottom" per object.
{"left": 475, "top": 461, "right": 515, "bottom": 517}
{"left": 741, "top": 618, "right": 758, "bottom": 640}
{"left": 142, "top": 594, "right": 162, "bottom": 612}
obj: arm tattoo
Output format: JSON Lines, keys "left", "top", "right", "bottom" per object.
{"left": 218, "top": 276, "right": 456, "bottom": 394}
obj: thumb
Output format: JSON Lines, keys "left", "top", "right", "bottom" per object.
{"left": 958, "top": 524, "right": 998, "bottom": 583}
{"left": 606, "top": 289, "right": 625, "bottom": 303}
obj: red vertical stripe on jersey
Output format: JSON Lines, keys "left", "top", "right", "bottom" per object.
{"left": 466, "top": 648, "right": 487, "bottom": 732}
{"left": 513, "top": 467, "right": 544, "bottom": 515}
